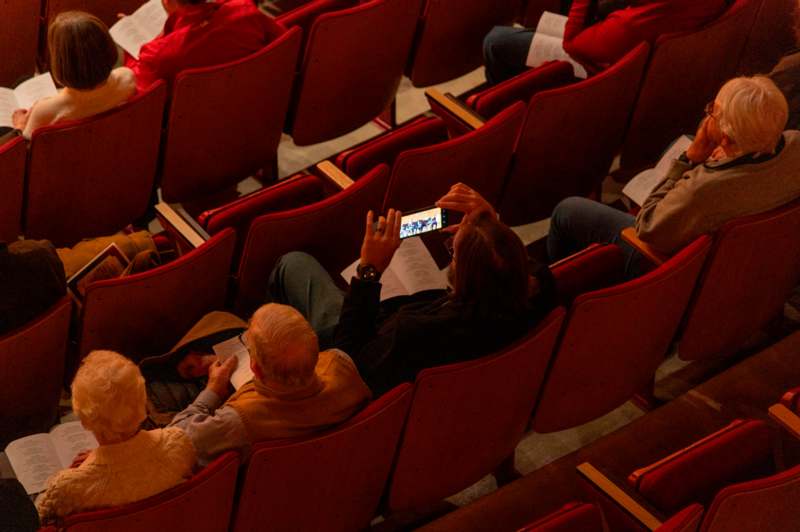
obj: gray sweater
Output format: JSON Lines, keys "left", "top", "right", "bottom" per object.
{"left": 635, "top": 130, "right": 800, "bottom": 254}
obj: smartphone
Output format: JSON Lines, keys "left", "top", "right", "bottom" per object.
{"left": 398, "top": 206, "right": 449, "bottom": 239}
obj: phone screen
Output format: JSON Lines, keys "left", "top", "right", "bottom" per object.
{"left": 399, "top": 207, "right": 446, "bottom": 239}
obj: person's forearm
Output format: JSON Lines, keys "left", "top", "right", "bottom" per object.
{"left": 333, "top": 278, "right": 381, "bottom": 356}
{"left": 564, "top": 0, "right": 594, "bottom": 41}
{"left": 634, "top": 160, "right": 695, "bottom": 253}
{"left": 168, "top": 389, "right": 222, "bottom": 430}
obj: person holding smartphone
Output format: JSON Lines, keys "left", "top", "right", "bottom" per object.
{"left": 268, "top": 184, "right": 558, "bottom": 396}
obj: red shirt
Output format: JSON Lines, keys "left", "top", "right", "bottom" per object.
{"left": 563, "top": 0, "right": 728, "bottom": 72}
{"left": 127, "top": 0, "right": 283, "bottom": 91}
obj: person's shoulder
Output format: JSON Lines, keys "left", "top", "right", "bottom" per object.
{"left": 151, "top": 427, "right": 197, "bottom": 466}
{"left": 110, "top": 67, "right": 138, "bottom": 96}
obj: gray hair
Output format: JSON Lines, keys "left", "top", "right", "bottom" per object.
{"left": 71, "top": 350, "right": 146, "bottom": 443}
{"left": 715, "top": 76, "right": 788, "bottom": 154}
{"left": 246, "top": 304, "right": 319, "bottom": 388}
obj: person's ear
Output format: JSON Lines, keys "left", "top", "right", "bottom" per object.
{"left": 250, "top": 357, "right": 264, "bottom": 381}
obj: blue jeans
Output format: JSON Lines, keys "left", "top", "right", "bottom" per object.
{"left": 547, "top": 197, "right": 642, "bottom": 278}
{"left": 267, "top": 251, "right": 345, "bottom": 350}
{"left": 483, "top": 26, "right": 534, "bottom": 85}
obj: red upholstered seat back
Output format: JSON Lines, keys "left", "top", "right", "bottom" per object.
{"left": 518, "top": 502, "right": 604, "bottom": 532}
{"left": 500, "top": 43, "right": 649, "bottom": 225}
{"left": 533, "top": 236, "right": 711, "bottom": 433}
{"left": 197, "top": 173, "right": 325, "bottom": 255}
{"left": 738, "top": 0, "right": 798, "bottom": 75}
{"left": 0, "top": 298, "right": 71, "bottom": 447}
{"left": 59, "top": 452, "right": 239, "bottom": 532}
{"left": 25, "top": 82, "right": 167, "bottom": 247}
{"left": 286, "top": 0, "right": 422, "bottom": 145}
{"left": 466, "top": 60, "right": 575, "bottom": 119}
{"left": 383, "top": 101, "right": 526, "bottom": 211}
{"left": 631, "top": 420, "right": 774, "bottom": 515}
{"left": 702, "top": 462, "right": 800, "bottom": 532}
{"left": 619, "top": 0, "right": 760, "bottom": 175}
{"left": 160, "top": 28, "right": 303, "bottom": 202}
{"left": 386, "top": 308, "right": 566, "bottom": 513}
{"left": 234, "top": 164, "right": 390, "bottom": 314}
{"left": 0, "top": 137, "right": 26, "bottom": 242}
{"left": 231, "top": 384, "right": 413, "bottom": 532}
{"left": 677, "top": 198, "right": 800, "bottom": 360}
{"left": 405, "top": 0, "right": 519, "bottom": 87}
{"left": 78, "top": 229, "right": 236, "bottom": 363}
{"left": 658, "top": 505, "right": 705, "bottom": 532}
{"left": 0, "top": 0, "right": 39, "bottom": 86}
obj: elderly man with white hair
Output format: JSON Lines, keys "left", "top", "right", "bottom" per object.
{"left": 546, "top": 75, "right": 800, "bottom": 276}
{"left": 168, "top": 303, "right": 371, "bottom": 465}
{"left": 36, "top": 350, "right": 196, "bottom": 522}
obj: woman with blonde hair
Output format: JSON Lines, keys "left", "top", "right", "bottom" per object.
{"left": 35, "top": 350, "right": 195, "bottom": 522}
{"left": 11, "top": 11, "right": 136, "bottom": 139}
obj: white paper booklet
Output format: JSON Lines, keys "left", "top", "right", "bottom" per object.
{"left": 341, "top": 237, "right": 449, "bottom": 302}
{"left": 622, "top": 135, "right": 693, "bottom": 206}
{"left": 213, "top": 333, "right": 255, "bottom": 390}
{"left": 525, "top": 11, "right": 587, "bottom": 79}
{"left": 110, "top": 0, "right": 168, "bottom": 59}
{"left": 0, "top": 73, "right": 58, "bottom": 128}
{"left": 5, "top": 421, "right": 98, "bottom": 495}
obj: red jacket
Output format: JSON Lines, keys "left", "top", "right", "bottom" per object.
{"left": 563, "top": 0, "right": 729, "bottom": 72}
{"left": 127, "top": 0, "right": 284, "bottom": 91}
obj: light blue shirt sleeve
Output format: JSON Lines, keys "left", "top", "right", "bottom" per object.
{"left": 168, "top": 389, "right": 249, "bottom": 466}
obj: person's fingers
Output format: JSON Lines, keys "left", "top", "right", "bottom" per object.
{"left": 376, "top": 215, "right": 387, "bottom": 235}
{"left": 391, "top": 210, "right": 402, "bottom": 242}
{"left": 365, "top": 210, "right": 375, "bottom": 237}
{"left": 441, "top": 223, "right": 460, "bottom": 235}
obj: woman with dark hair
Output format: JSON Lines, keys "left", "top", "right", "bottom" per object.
{"left": 269, "top": 184, "right": 557, "bottom": 396}
{"left": 12, "top": 11, "right": 136, "bottom": 139}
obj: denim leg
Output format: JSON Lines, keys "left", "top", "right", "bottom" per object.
{"left": 267, "top": 252, "right": 345, "bottom": 349}
{"left": 547, "top": 197, "right": 642, "bottom": 277}
{"left": 483, "top": 26, "right": 534, "bottom": 85}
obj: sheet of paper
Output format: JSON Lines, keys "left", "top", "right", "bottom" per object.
{"left": 341, "top": 237, "right": 448, "bottom": 302}
{"left": 623, "top": 135, "right": 693, "bottom": 205}
{"left": 525, "top": 11, "right": 587, "bottom": 78}
{"left": 536, "top": 11, "right": 569, "bottom": 38}
{"left": 50, "top": 421, "right": 98, "bottom": 470}
{"left": 110, "top": 0, "right": 168, "bottom": 59}
{"left": 213, "top": 334, "right": 255, "bottom": 390}
{"left": 5, "top": 435, "right": 62, "bottom": 495}
{"left": 14, "top": 73, "right": 58, "bottom": 111}
{"left": 0, "top": 88, "right": 20, "bottom": 128}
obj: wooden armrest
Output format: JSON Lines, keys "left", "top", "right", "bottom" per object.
{"left": 316, "top": 161, "right": 354, "bottom": 190}
{"left": 620, "top": 227, "right": 668, "bottom": 266}
{"left": 425, "top": 88, "right": 486, "bottom": 130}
{"left": 769, "top": 404, "right": 800, "bottom": 440}
{"left": 577, "top": 463, "right": 663, "bottom": 531}
{"left": 154, "top": 202, "right": 210, "bottom": 250}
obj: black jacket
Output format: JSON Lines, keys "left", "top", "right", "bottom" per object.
{"left": 333, "top": 263, "right": 557, "bottom": 396}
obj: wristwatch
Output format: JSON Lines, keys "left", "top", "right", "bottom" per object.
{"left": 356, "top": 263, "right": 381, "bottom": 282}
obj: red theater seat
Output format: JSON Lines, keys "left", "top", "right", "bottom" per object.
{"left": 234, "top": 164, "right": 390, "bottom": 314}
{"left": 0, "top": 136, "right": 26, "bottom": 242}
{"left": 52, "top": 452, "right": 239, "bottom": 532}
{"left": 534, "top": 236, "right": 711, "bottom": 432}
{"left": 0, "top": 0, "right": 39, "bottom": 86}
{"left": 518, "top": 502, "right": 604, "bottom": 532}
{"left": 159, "top": 27, "right": 303, "bottom": 203}
{"left": 77, "top": 229, "right": 236, "bottom": 363}
{"left": 618, "top": 0, "right": 760, "bottom": 177}
{"left": 337, "top": 101, "right": 526, "bottom": 211}
{"left": 279, "top": 0, "right": 422, "bottom": 145}
{"left": 24, "top": 82, "right": 167, "bottom": 247}
{"left": 405, "top": 0, "right": 520, "bottom": 87}
{"left": 384, "top": 308, "right": 565, "bottom": 514}
{"left": 0, "top": 297, "right": 71, "bottom": 447}
{"left": 231, "top": 384, "right": 413, "bottom": 532}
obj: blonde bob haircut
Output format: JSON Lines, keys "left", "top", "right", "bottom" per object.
{"left": 71, "top": 350, "right": 146, "bottom": 443}
{"left": 715, "top": 76, "right": 788, "bottom": 155}
{"left": 246, "top": 303, "right": 319, "bottom": 388}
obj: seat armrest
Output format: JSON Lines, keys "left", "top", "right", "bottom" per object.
{"left": 155, "top": 202, "right": 211, "bottom": 254}
{"left": 621, "top": 227, "right": 669, "bottom": 266}
{"left": 769, "top": 404, "right": 800, "bottom": 440}
{"left": 780, "top": 387, "right": 800, "bottom": 412}
{"left": 316, "top": 161, "right": 354, "bottom": 190}
{"left": 425, "top": 88, "right": 486, "bottom": 131}
{"left": 577, "top": 463, "right": 664, "bottom": 531}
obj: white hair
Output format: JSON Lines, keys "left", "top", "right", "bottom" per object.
{"left": 246, "top": 304, "right": 319, "bottom": 388}
{"left": 71, "top": 350, "right": 146, "bottom": 443}
{"left": 715, "top": 76, "right": 788, "bottom": 154}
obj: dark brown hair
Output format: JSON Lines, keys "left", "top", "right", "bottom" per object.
{"left": 451, "top": 211, "right": 530, "bottom": 318}
{"left": 48, "top": 11, "right": 118, "bottom": 90}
